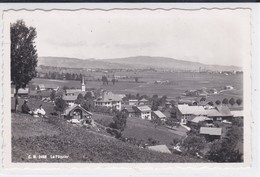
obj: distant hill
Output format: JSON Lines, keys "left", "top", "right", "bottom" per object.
{"left": 38, "top": 56, "right": 242, "bottom": 71}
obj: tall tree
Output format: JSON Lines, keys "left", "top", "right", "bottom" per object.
{"left": 111, "top": 111, "right": 128, "bottom": 133}
{"left": 54, "top": 97, "right": 67, "bottom": 118}
{"left": 215, "top": 100, "right": 221, "bottom": 105}
{"left": 236, "top": 98, "right": 243, "bottom": 106}
{"left": 75, "top": 93, "right": 84, "bottom": 105}
{"left": 50, "top": 90, "right": 56, "bottom": 101}
{"left": 222, "top": 98, "right": 229, "bottom": 105}
{"left": 229, "top": 98, "right": 235, "bottom": 106}
{"left": 11, "top": 20, "right": 38, "bottom": 112}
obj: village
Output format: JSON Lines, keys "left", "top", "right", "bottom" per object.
{"left": 11, "top": 73, "right": 244, "bottom": 161}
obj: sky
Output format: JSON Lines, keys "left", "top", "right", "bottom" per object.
{"left": 5, "top": 9, "right": 251, "bottom": 67}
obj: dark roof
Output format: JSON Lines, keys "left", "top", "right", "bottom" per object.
{"left": 122, "top": 105, "right": 135, "bottom": 113}
{"left": 94, "top": 92, "right": 122, "bottom": 102}
{"left": 63, "top": 95, "right": 78, "bottom": 101}
{"left": 200, "top": 127, "right": 222, "bottom": 136}
{"left": 153, "top": 110, "right": 166, "bottom": 118}
{"left": 64, "top": 104, "right": 92, "bottom": 116}
{"left": 216, "top": 105, "right": 232, "bottom": 116}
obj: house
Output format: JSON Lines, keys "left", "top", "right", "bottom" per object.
{"left": 187, "top": 116, "right": 213, "bottom": 127}
{"left": 63, "top": 104, "right": 92, "bottom": 124}
{"left": 178, "top": 99, "right": 198, "bottom": 106}
{"left": 138, "top": 98, "right": 149, "bottom": 105}
{"left": 200, "top": 127, "right": 222, "bottom": 141}
{"left": 11, "top": 88, "right": 29, "bottom": 98}
{"left": 165, "top": 101, "right": 172, "bottom": 108}
{"left": 65, "top": 76, "right": 87, "bottom": 97}
{"left": 128, "top": 99, "right": 138, "bottom": 106}
{"left": 152, "top": 110, "right": 167, "bottom": 122}
{"left": 224, "top": 85, "right": 234, "bottom": 90}
{"left": 94, "top": 91, "right": 122, "bottom": 111}
{"left": 65, "top": 89, "right": 87, "bottom": 97}
{"left": 37, "top": 84, "right": 45, "bottom": 91}
{"left": 231, "top": 110, "right": 243, "bottom": 118}
{"left": 122, "top": 105, "right": 135, "bottom": 118}
{"left": 176, "top": 105, "right": 207, "bottom": 124}
{"left": 63, "top": 95, "right": 78, "bottom": 106}
{"left": 216, "top": 105, "right": 233, "bottom": 120}
{"left": 133, "top": 105, "right": 152, "bottom": 120}
{"left": 147, "top": 145, "right": 171, "bottom": 154}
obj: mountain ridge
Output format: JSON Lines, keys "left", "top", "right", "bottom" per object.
{"left": 38, "top": 56, "right": 242, "bottom": 71}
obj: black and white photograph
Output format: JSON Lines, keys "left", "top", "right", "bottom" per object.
{"left": 2, "top": 7, "right": 252, "bottom": 166}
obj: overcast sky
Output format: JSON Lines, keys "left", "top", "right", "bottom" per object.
{"left": 5, "top": 9, "right": 251, "bottom": 67}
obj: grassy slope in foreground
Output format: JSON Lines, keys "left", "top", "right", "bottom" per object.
{"left": 12, "top": 113, "right": 205, "bottom": 163}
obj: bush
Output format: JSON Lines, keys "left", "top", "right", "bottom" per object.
{"left": 182, "top": 135, "right": 206, "bottom": 156}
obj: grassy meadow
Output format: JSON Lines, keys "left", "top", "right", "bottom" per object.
{"left": 32, "top": 71, "right": 243, "bottom": 100}
{"left": 12, "top": 98, "right": 204, "bottom": 163}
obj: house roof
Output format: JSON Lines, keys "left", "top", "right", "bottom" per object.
{"left": 95, "top": 91, "right": 122, "bottom": 102}
{"left": 11, "top": 88, "right": 29, "bottom": 94}
{"left": 64, "top": 104, "right": 92, "bottom": 116}
{"left": 231, "top": 110, "right": 243, "bottom": 117}
{"left": 178, "top": 99, "right": 197, "bottom": 105}
{"left": 153, "top": 110, "right": 166, "bottom": 118}
{"left": 190, "top": 116, "right": 212, "bottom": 123}
{"left": 139, "top": 98, "right": 148, "bottom": 102}
{"left": 206, "top": 109, "right": 223, "bottom": 117}
{"left": 177, "top": 105, "right": 207, "bottom": 115}
{"left": 38, "top": 84, "right": 45, "bottom": 89}
{"left": 122, "top": 105, "right": 135, "bottom": 113}
{"left": 66, "top": 89, "right": 85, "bottom": 94}
{"left": 216, "top": 105, "right": 232, "bottom": 116}
{"left": 200, "top": 127, "right": 222, "bottom": 136}
{"left": 147, "top": 145, "right": 171, "bottom": 154}
{"left": 136, "top": 106, "right": 151, "bottom": 112}
{"left": 63, "top": 95, "right": 78, "bottom": 101}
{"left": 129, "top": 99, "right": 138, "bottom": 102}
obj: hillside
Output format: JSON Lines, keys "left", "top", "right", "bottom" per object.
{"left": 12, "top": 112, "right": 205, "bottom": 163}
{"left": 38, "top": 56, "right": 241, "bottom": 71}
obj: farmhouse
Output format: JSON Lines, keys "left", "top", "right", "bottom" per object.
{"left": 63, "top": 104, "right": 93, "bottom": 124}
{"left": 122, "top": 105, "right": 135, "bottom": 118}
{"left": 152, "top": 110, "right": 167, "bottom": 122}
{"left": 94, "top": 91, "right": 122, "bottom": 111}
{"left": 200, "top": 127, "right": 222, "bottom": 141}
{"left": 231, "top": 110, "right": 243, "bottom": 118}
{"left": 65, "top": 77, "right": 87, "bottom": 97}
{"left": 128, "top": 99, "right": 138, "bottom": 106}
{"left": 138, "top": 98, "right": 149, "bottom": 105}
{"left": 187, "top": 116, "right": 213, "bottom": 127}
{"left": 11, "top": 88, "right": 29, "bottom": 98}
{"left": 63, "top": 95, "right": 78, "bottom": 106}
{"left": 133, "top": 105, "right": 152, "bottom": 120}
{"left": 37, "top": 84, "right": 45, "bottom": 91}
{"left": 177, "top": 105, "right": 207, "bottom": 124}
{"left": 178, "top": 99, "right": 198, "bottom": 106}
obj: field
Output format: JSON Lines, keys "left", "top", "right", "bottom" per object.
{"left": 11, "top": 99, "right": 204, "bottom": 163}
{"left": 92, "top": 113, "right": 187, "bottom": 146}
{"left": 32, "top": 71, "right": 243, "bottom": 100}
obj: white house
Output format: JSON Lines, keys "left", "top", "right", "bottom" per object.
{"left": 133, "top": 105, "right": 152, "bottom": 120}
{"left": 176, "top": 104, "right": 207, "bottom": 124}
{"left": 94, "top": 91, "right": 122, "bottom": 111}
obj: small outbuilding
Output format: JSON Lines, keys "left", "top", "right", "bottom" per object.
{"left": 64, "top": 104, "right": 93, "bottom": 124}
{"left": 200, "top": 127, "right": 222, "bottom": 141}
{"left": 152, "top": 110, "right": 167, "bottom": 122}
